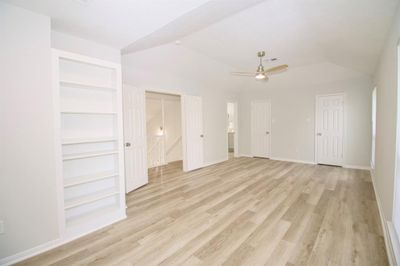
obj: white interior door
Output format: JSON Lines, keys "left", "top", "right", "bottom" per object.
{"left": 123, "top": 85, "right": 148, "bottom": 193}
{"left": 182, "top": 95, "right": 204, "bottom": 171}
{"left": 251, "top": 101, "right": 271, "bottom": 158}
{"left": 316, "top": 94, "right": 344, "bottom": 166}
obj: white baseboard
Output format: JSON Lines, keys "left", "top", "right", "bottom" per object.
{"left": 388, "top": 222, "right": 400, "bottom": 264}
{"left": 202, "top": 157, "right": 228, "bottom": 168}
{"left": 0, "top": 214, "right": 126, "bottom": 266}
{"left": 237, "top": 154, "right": 371, "bottom": 172}
{"left": 270, "top": 157, "right": 316, "bottom": 165}
{"left": 343, "top": 164, "right": 371, "bottom": 170}
{"left": 370, "top": 170, "right": 398, "bottom": 266}
{"left": 0, "top": 238, "right": 61, "bottom": 266}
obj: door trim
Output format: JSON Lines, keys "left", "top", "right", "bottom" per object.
{"left": 251, "top": 99, "right": 272, "bottom": 158}
{"left": 314, "top": 92, "right": 346, "bottom": 165}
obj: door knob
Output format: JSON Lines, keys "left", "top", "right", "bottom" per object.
{"left": 266, "top": 131, "right": 270, "bottom": 135}
{"left": 317, "top": 133, "right": 322, "bottom": 136}
{"left": 125, "top": 142, "right": 131, "bottom": 147}
{"left": 200, "top": 134, "right": 204, "bottom": 138}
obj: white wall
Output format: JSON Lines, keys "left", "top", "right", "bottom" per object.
{"left": 238, "top": 63, "right": 373, "bottom": 168}
{"left": 122, "top": 44, "right": 239, "bottom": 165}
{"left": 373, "top": 4, "right": 400, "bottom": 223}
{"left": 164, "top": 98, "right": 182, "bottom": 163}
{"left": 0, "top": 3, "right": 59, "bottom": 259}
{"left": 51, "top": 31, "right": 121, "bottom": 63}
{"left": 373, "top": 5, "right": 400, "bottom": 263}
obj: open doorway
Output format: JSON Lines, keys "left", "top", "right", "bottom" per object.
{"left": 124, "top": 86, "right": 205, "bottom": 193}
{"left": 227, "top": 102, "right": 238, "bottom": 159}
{"left": 146, "top": 91, "right": 183, "bottom": 171}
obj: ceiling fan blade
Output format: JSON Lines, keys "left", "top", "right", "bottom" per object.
{"left": 264, "top": 64, "right": 288, "bottom": 74}
{"left": 231, "top": 71, "right": 255, "bottom": 76}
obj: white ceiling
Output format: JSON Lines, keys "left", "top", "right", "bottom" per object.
{"left": 2, "top": 0, "right": 210, "bottom": 48}
{"left": 122, "top": 0, "right": 266, "bottom": 53}
{"left": 4, "top": 0, "right": 399, "bottom": 76}
{"left": 180, "top": 0, "right": 399, "bottom": 75}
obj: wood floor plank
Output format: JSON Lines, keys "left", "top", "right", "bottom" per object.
{"left": 18, "top": 158, "right": 389, "bottom": 266}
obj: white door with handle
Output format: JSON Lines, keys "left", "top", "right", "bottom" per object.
{"left": 123, "top": 85, "right": 148, "bottom": 193}
{"left": 182, "top": 95, "right": 204, "bottom": 171}
{"left": 315, "top": 94, "right": 344, "bottom": 166}
{"left": 251, "top": 100, "right": 271, "bottom": 158}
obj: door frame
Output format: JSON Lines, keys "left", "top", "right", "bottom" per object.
{"left": 251, "top": 99, "right": 272, "bottom": 158}
{"left": 226, "top": 101, "right": 239, "bottom": 158}
{"left": 314, "top": 92, "right": 346, "bottom": 165}
{"left": 145, "top": 89, "right": 186, "bottom": 170}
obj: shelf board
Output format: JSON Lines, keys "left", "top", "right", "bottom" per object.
{"left": 62, "top": 137, "right": 117, "bottom": 145}
{"left": 63, "top": 150, "right": 118, "bottom": 161}
{"left": 64, "top": 188, "right": 119, "bottom": 210}
{"left": 66, "top": 205, "right": 121, "bottom": 228}
{"left": 64, "top": 171, "right": 118, "bottom": 188}
{"left": 60, "top": 80, "right": 116, "bottom": 91}
{"left": 60, "top": 111, "right": 117, "bottom": 115}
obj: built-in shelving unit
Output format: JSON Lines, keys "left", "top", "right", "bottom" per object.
{"left": 62, "top": 137, "right": 118, "bottom": 145}
{"left": 64, "top": 171, "right": 118, "bottom": 188}
{"left": 59, "top": 80, "right": 116, "bottom": 91}
{"left": 53, "top": 49, "right": 126, "bottom": 239}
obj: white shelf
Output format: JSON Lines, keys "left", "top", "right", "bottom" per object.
{"left": 63, "top": 150, "right": 118, "bottom": 161}
{"left": 62, "top": 137, "right": 117, "bottom": 145}
{"left": 64, "top": 171, "right": 118, "bottom": 187}
{"left": 64, "top": 188, "right": 119, "bottom": 210}
{"left": 60, "top": 80, "right": 116, "bottom": 91}
{"left": 61, "top": 111, "right": 117, "bottom": 115}
{"left": 66, "top": 205, "right": 120, "bottom": 228}
{"left": 54, "top": 49, "right": 125, "bottom": 239}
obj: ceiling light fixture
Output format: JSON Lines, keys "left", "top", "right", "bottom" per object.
{"left": 230, "top": 51, "right": 288, "bottom": 82}
{"left": 73, "top": 0, "right": 92, "bottom": 6}
{"left": 255, "top": 73, "right": 266, "bottom": 80}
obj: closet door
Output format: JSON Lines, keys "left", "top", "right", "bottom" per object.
{"left": 251, "top": 100, "right": 271, "bottom": 158}
{"left": 182, "top": 95, "right": 204, "bottom": 171}
{"left": 123, "top": 86, "right": 148, "bottom": 193}
{"left": 315, "top": 94, "right": 344, "bottom": 166}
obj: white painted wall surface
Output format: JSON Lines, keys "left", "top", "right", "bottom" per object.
{"left": 0, "top": 3, "right": 59, "bottom": 259}
{"left": 238, "top": 74, "right": 373, "bottom": 167}
{"left": 164, "top": 98, "right": 182, "bottom": 163}
{"left": 146, "top": 98, "right": 165, "bottom": 167}
{"left": 374, "top": 5, "right": 400, "bottom": 223}
{"left": 372, "top": 6, "right": 400, "bottom": 264}
{"left": 51, "top": 31, "right": 121, "bottom": 63}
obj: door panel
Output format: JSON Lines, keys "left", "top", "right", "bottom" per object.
{"left": 123, "top": 86, "right": 148, "bottom": 193}
{"left": 316, "top": 94, "right": 344, "bottom": 166}
{"left": 251, "top": 101, "right": 271, "bottom": 158}
{"left": 182, "top": 95, "right": 204, "bottom": 171}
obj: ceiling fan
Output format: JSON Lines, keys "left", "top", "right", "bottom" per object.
{"left": 231, "top": 51, "right": 288, "bottom": 81}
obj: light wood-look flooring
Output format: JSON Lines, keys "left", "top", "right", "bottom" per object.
{"left": 20, "top": 157, "right": 388, "bottom": 265}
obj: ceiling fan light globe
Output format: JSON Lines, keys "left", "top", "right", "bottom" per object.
{"left": 255, "top": 73, "right": 266, "bottom": 80}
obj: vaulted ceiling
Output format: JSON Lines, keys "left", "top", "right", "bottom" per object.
{"left": 179, "top": 0, "right": 399, "bottom": 75}
{"left": 4, "top": 0, "right": 399, "bottom": 76}
{"left": 2, "top": 0, "right": 211, "bottom": 48}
